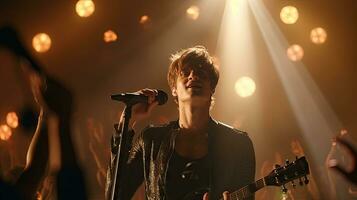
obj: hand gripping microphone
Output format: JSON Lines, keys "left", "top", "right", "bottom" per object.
{"left": 111, "top": 90, "right": 168, "bottom": 105}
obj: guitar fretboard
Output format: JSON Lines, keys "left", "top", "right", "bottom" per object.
{"left": 215, "top": 156, "right": 309, "bottom": 200}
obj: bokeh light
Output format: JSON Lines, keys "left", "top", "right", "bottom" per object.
{"left": 287, "top": 44, "right": 304, "bottom": 61}
{"left": 6, "top": 112, "right": 18, "bottom": 129}
{"left": 310, "top": 27, "right": 327, "bottom": 44}
{"left": 0, "top": 124, "right": 12, "bottom": 141}
{"left": 104, "top": 30, "right": 118, "bottom": 43}
{"left": 140, "top": 15, "right": 150, "bottom": 24}
{"left": 76, "top": 0, "right": 95, "bottom": 17}
{"left": 340, "top": 128, "right": 348, "bottom": 136}
{"left": 234, "top": 76, "right": 256, "bottom": 98}
{"left": 186, "top": 5, "right": 200, "bottom": 20}
{"left": 32, "top": 33, "right": 51, "bottom": 53}
{"left": 280, "top": 6, "right": 299, "bottom": 24}
{"left": 282, "top": 192, "right": 289, "bottom": 200}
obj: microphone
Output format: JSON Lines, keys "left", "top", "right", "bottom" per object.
{"left": 111, "top": 90, "right": 168, "bottom": 105}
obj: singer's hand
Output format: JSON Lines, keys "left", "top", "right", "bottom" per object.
{"left": 24, "top": 66, "right": 73, "bottom": 118}
{"left": 120, "top": 88, "right": 159, "bottom": 128}
{"left": 132, "top": 88, "right": 159, "bottom": 119}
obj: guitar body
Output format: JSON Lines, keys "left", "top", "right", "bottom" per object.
{"left": 182, "top": 187, "right": 208, "bottom": 200}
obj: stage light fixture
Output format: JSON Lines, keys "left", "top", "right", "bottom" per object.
{"left": 280, "top": 6, "right": 299, "bottom": 24}
{"left": 104, "top": 30, "right": 118, "bottom": 43}
{"left": 76, "top": 0, "right": 95, "bottom": 17}
{"left": 0, "top": 124, "right": 12, "bottom": 141}
{"left": 234, "top": 76, "right": 256, "bottom": 98}
{"left": 32, "top": 33, "right": 51, "bottom": 53}
{"left": 310, "top": 27, "right": 327, "bottom": 44}
{"left": 287, "top": 44, "right": 304, "bottom": 61}
{"left": 6, "top": 112, "right": 18, "bottom": 129}
{"left": 186, "top": 5, "right": 200, "bottom": 20}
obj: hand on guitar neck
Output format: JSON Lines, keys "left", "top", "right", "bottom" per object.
{"left": 186, "top": 156, "right": 310, "bottom": 200}
{"left": 202, "top": 191, "right": 229, "bottom": 200}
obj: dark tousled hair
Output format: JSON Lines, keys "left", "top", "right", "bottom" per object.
{"left": 167, "top": 45, "right": 219, "bottom": 91}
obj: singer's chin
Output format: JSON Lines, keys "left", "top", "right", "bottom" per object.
{"left": 190, "top": 90, "right": 203, "bottom": 97}
{"left": 187, "top": 87, "right": 203, "bottom": 94}
{"left": 188, "top": 92, "right": 210, "bottom": 102}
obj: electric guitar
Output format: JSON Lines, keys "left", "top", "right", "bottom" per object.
{"left": 183, "top": 156, "right": 310, "bottom": 200}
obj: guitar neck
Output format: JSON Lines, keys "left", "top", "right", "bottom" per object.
{"left": 219, "top": 177, "right": 266, "bottom": 200}
{"left": 216, "top": 156, "right": 309, "bottom": 200}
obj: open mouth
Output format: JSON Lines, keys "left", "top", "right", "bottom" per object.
{"left": 187, "top": 84, "right": 202, "bottom": 89}
{"left": 186, "top": 81, "right": 203, "bottom": 89}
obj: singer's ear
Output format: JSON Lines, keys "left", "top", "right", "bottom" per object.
{"left": 171, "top": 88, "right": 177, "bottom": 97}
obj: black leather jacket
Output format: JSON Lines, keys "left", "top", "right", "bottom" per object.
{"left": 106, "top": 118, "right": 255, "bottom": 200}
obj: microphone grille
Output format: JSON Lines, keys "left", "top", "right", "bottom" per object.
{"left": 157, "top": 90, "right": 168, "bottom": 105}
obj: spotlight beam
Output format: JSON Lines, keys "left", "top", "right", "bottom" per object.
{"left": 249, "top": 0, "right": 343, "bottom": 197}
{"left": 215, "top": 0, "right": 264, "bottom": 152}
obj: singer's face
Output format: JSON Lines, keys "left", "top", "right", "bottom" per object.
{"left": 172, "top": 65, "right": 213, "bottom": 105}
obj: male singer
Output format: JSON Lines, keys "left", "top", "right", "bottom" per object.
{"left": 106, "top": 46, "right": 255, "bottom": 200}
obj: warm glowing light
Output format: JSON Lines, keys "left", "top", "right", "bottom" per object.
{"left": 234, "top": 76, "right": 256, "bottom": 98}
{"left": 232, "top": 117, "right": 245, "bottom": 129}
{"left": 103, "top": 30, "right": 118, "bottom": 43}
{"left": 140, "top": 15, "right": 150, "bottom": 24}
{"left": 76, "top": 0, "right": 95, "bottom": 17}
{"left": 280, "top": 6, "right": 299, "bottom": 24}
{"left": 0, "top": 124, "right": 12, "bottom": 141}
{"left": 186, "top": 5, "right": 200, "bottom": 20}
{"left": 157, "top": 116, "right": 169, "bottom": 124}
{"left": 340, "top": 128, "right": 348, "bottom": 136}
{"left": 287, "top": 44, "right": 304, "bottom": 61}
{"left": 282, "top": 192, "right": 289, "bottom": 200}
{"left": 212, "top": 55, "right": 220, "bottom": 70}
{"left": 332, "top": 140, "right": 337, "bottom": 146}
{"left": 32, "top": 33, "right": 51, "bottom": 53}
{"left": 310, "top": 27, "right": 327, "bottom": 44}
{"left": 6, "top": 112, "right": 18, "bottom": 129}
{"left": 230, "top": 0, "right": 240, "bottom": 14}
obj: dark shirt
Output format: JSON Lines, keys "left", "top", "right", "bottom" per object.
{"left": 166, "top": 151, "right": 210, "bottom": 200}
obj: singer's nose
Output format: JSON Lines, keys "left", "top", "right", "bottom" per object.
{"left": 188, "top": 70, "right": 199, "bottom": 81}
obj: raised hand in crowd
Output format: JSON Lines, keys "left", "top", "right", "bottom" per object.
{"left": 328, "top": 136, "right": 357, "bottom": 185}
{"left": 0, "top": 25, "right": 87, "bottom": 199}
{"left": 26, "top": 69, "right": 87, "bottom": 199}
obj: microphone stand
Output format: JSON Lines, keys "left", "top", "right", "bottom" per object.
{"left": 110, "top": 104, "right": 132, "bottom": 200}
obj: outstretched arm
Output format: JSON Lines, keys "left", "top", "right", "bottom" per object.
{"left": 38, "top": 75, "right": 87, "bottom": 200}
{"left": 1, "top": 26, "right": 87, "bottom": 199}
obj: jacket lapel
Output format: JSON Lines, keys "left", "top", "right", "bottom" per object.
{"left": 208, "top": 119, "right": 236, "bottom": 199}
